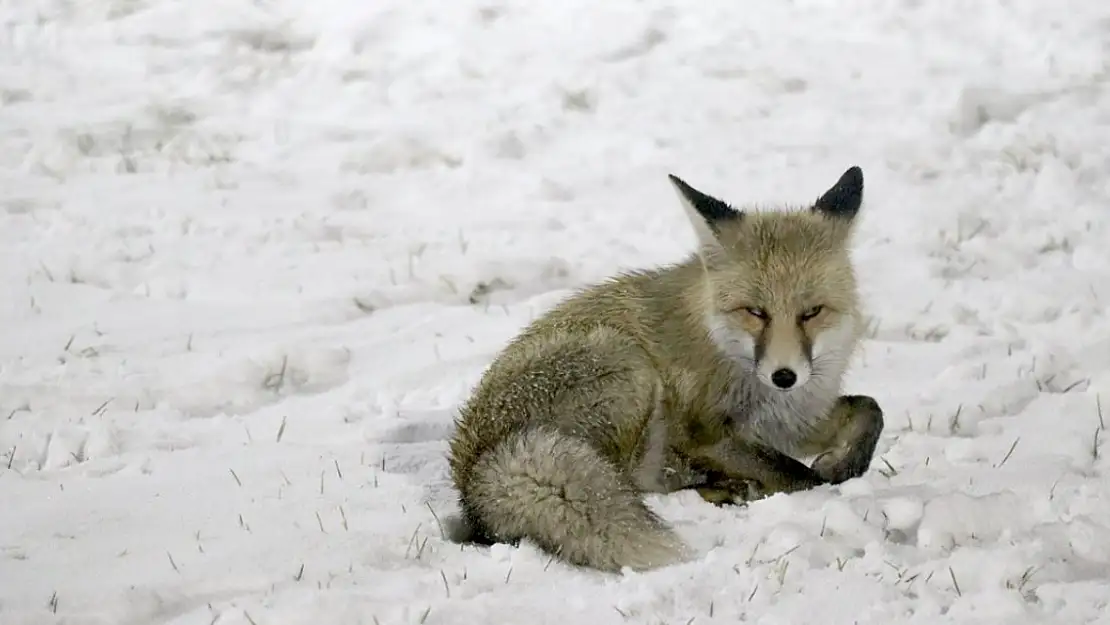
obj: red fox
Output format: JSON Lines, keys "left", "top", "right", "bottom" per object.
{"left": 447, "top": 166, "right": 884, "bottom": 572}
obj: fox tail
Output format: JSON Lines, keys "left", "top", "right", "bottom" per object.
{"left": 451, "top": 425, "right": 689, "bottom": 572}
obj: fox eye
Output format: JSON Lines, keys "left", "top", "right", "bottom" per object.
{"left": 742, "top": 307, "right": 769, "bottom": 320}
{"left": 799, "top": 305, "right": 824, "bottom": 321}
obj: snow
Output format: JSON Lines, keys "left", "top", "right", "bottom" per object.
{"left": 2, "top": 0, "right": 1110, "bottom": 622}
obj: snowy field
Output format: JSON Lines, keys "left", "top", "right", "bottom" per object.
{"left": 3, "top": 0, "right": 1110, "bottom": 623}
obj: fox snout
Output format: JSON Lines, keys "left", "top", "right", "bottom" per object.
{"left": 754, "top": 320, "right": 812, "bottom": 391}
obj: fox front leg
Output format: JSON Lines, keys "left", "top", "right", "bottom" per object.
{"left": 808, "top": 395, "right": 885, "bottom": 484}
{"left": 686, "top": 436, "right": 827, "bottom": 506}
{"left": 695, "top": 479, "right": 765, "bottom": 507}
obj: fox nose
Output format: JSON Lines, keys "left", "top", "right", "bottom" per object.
{"left": 770, "top": 368, "right": 798, "bottom": 390}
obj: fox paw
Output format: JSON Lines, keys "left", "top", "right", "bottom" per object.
{"left": 696, "top": 479, "right": 766, "bottom": 506}
{"left": 812, "top": 436, "right": 883, "bottom": 484}
{"left": 811, "top": 394, "right": 884, "bottom": 484}
{"left": 811, "top": 449, "right": 861, "bottom": 484}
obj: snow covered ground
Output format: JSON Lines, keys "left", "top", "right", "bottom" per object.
{"left": 3, "top": 0, "right": 1110, "bottom": 622}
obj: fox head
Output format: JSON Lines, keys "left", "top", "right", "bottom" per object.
{"left": 669, "top": 167, "right": 865, "bottom": 393}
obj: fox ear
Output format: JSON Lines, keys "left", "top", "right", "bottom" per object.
{"left": 668, "top": 174, "right": 740, "bottom": 251}
{"left": 814, "top": 166, "right": 864, "bottom": 221}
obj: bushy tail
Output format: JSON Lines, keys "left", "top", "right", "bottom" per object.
{"left": 457, "top": 425, "right": 690, "bottom": 572}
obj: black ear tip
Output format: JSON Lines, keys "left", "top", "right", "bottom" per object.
{"left": 814, "top": 165, "right": 865, "bottom": 219}
{"left": 842, "top": 165, "right": 864, "bottom": 188}
{"left": 667, "top": 173, "right": 739, "bottom": 224}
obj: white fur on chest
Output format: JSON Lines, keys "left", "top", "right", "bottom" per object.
{"left": 718, "top": 371, "right": 839, "bottom": 454}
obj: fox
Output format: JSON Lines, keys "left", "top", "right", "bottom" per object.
{"left": 446, "top": 166, "right": 884, "bottom": 573}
